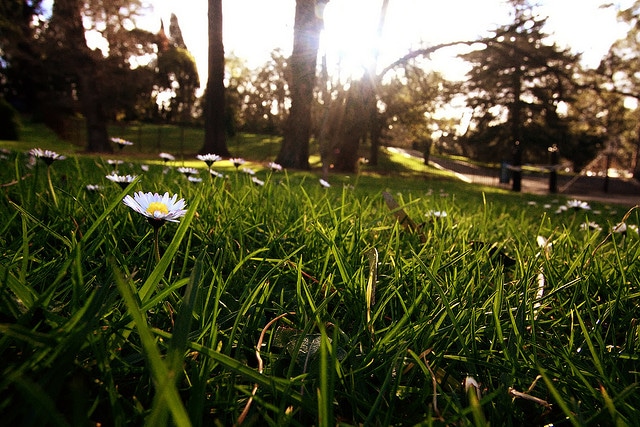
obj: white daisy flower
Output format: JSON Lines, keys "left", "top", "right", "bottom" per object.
{"left": 319, "top": 179, "right": 331, "bottom": 188}
{"left": 209, "top": 169, "right": 226, "bottom": 178}
{"left": 29, "top": 148, "right": 66, "bottom": 165}
{"left": 251, "top": 176, "right": 265, "bottom": 186}
{"left": 425, "top": 210, "right": 447, "bottom": 218}
{"left": 140, "top": 164, "right": 150, "bottom": 172}
{"left": 159, "top": 152, "right": 175, "bottom": 162}
{"left": 188, "top": 176, "right": 202, "bottom": 184}
{"left": 197, "top": 153, "right": 222, "bottom": 167}
{"left": 580, "top": 221, "right": 602, "bottom": 231}
{"left": 268, "top": 162, "right": 283, "bottom": 172}
{"left": 555, "top": 205, "right": 568, "bottom": 214}
{"left": 106, "top": 173, "right": 137, "bottom": 189}
{"left": 536, "top": 235, "right": 552, "bottom": 256}
{"left": 230, "top": 157, "right": 246, "bottom": 168}
{"left": 107, "top": 159, "right": 124, "bottom": 166}
{"left": 177, "top": 167, "right": 199, "bottom": 177}
{"left": 123, "top": 191, "right": 187, "bottom": 224}
{"left": 85, "top": 184, "right": 102, "bottom": 192}
{"left": 111, "top": 137, "right": 133, "bottom": 149}
{"left": 566, "top": 199, "right": 590, "bottom": 211}
{"left": 241, "top": 167, "right": 256, "bottom": 175}
{"left": 612, "top": 222, "right": 627, "bottom": 234}
{"left": 612, "top": 223, "right": 637, "bottom": 235}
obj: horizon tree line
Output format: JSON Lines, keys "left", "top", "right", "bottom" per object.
{"left": 2, "top": 0, "right": 640, "bottom": 179}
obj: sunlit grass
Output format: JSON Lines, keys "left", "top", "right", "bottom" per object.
{"left": 1, "top": 126, "right": 639, "bottom": 426}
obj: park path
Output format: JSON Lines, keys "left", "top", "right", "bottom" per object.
{"left": 387, "top": 147, "right": 640, "bottom": 207}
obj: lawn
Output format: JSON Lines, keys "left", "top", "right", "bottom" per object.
{"left": 0, "top": 122, "right": 639, "bottom": 426}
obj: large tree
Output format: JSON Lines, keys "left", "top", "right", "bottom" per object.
{"left": 44, "top": 0, "right": 160, "bottom": 152}
{"left": 200, "top": 0, "right": 230, "bottom": 156}
{"left": 458, "top": 6, "right": 579, "bottom": 189}
{"left": 49, "top": 0, "right": 114, "bottom": 152}
{"left": 275, "top": 0, "right": 329, "bottom": 169}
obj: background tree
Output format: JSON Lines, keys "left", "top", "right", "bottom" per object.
{"left": 458, "top": 9, "right": 579, "bottom": 171}
{"left": 227, "top": 50, "right": 290, "bottom": 135}
{"left": 157, "top": 47, "right": 200, "bottom": 123}
{"left": 29, "top": 0, "right": 162, "bottom": 152}
{"left": 201, "top": 0, "right": 230, "bottom": 156}
{"left": 318, "top": 0, "right": 388, "bottom": 172}
{"left": 377, "top": 65, "right": 455, "bottom": 152}
{"left": 597, "top": 0, "right": 640, "bottom": 178}
{"left": 0, "top": 0, "right": 47, "bottom": 120}
{"left": 363, "top": 0, "right": 388, "bottom": 167}
{"left": 275, "top": 0, "right": 329, "bottom": 169}
{"left": 48, "top": 0, "right": 113, "bottom": 152}
{"left": 154, "top": 15, "right": 199, "bottom": 124}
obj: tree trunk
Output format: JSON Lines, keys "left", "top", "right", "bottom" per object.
{"left": 53, "top": 0, "right": 111, "bottom": 153}
{"left": 331, "top": 0, "right": 387, "bottom": 170}
{"left": 201, "top": 0, "right": 230, "bottom": 156}
{"left": 276, "top": 0, "right": 326, "bottom": 169}
{"left": 79, "top": 71, "right": 111, "bottom": 152}
{"left": 328, "top": 84, "right": 367, "bottom": 173}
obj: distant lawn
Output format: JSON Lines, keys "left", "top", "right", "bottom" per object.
{"left": 2, "top": 118, "right": 631, "bottom": 216}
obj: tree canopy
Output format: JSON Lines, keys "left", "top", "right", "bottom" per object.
{"left": 458, "top": 9, "right": 580, "bottom": 164}
{"left": 3, "top": 0, "right": 640, "bottom": 177}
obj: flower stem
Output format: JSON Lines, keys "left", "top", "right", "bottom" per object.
{"left": 46, "top": 166, "right": 58, "bottom": 207}
{"left": 153, "top": 226, "right": 161, "bottom": 263}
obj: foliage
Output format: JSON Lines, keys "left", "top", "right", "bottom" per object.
{"left": 458, "top": 7, "right": 580, "bottom": 164}
{"left": 0, "top": 0, "right": 48, "bottom": 115}
{"left": 378, "top": 66, "right": 455, "bottom": 148}
{"left": 597, "top": 1, "right": 640, "bottom": 176}
{"left": 0, "top": 138, "right": 639, "bottom": 425}
{"left": 156, "top": 47, "right": 200, "bottom": 123}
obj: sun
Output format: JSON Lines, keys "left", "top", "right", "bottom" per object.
{"left": 319, "top": 1, "right": 381, "bottom": 80}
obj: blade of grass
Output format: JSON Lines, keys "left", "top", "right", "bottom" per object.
{"left": 574, "top": 308, "right": 605, "bottom": 377}
{"left": 81, "top": 176, "right": 142, "bottom": 243}
{"left": 112, "top": 262, "right": 192, "bottom": 427}
{"left": 151, "top": 328, "right": 315, "bottom": 413}
{"left": 317, "top": 325, "right": 334, "bottom": 427}
{"left": 10, "top": 201, "right": 72, "bottom": 249}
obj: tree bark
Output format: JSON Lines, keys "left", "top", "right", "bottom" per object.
{"left": 276, "top": 0, "right": 326, "bottom": 169}
{"left": 53, "top": 0, "right": 112, "bottom": 153}
{"left": 201, "top": 0, "right": 230, "bottom": 156}
{"left": 329, "top": 84, "right": 367, "bottom": 172}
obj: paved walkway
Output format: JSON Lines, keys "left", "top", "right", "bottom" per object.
{"left": 390, "top": 148, "right": 640, "bottom": 208}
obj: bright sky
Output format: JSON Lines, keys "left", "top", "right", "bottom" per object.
{"left": 149, "top": 0, "right": 632, "bottom": 88}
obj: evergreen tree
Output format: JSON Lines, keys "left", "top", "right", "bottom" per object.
{"left": 458, "top": 5, "right": 579, "bottom": 185}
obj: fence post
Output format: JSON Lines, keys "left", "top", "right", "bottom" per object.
{"left": 511, "top": 140, "right": 522, "bottom": 192}
{"left": 548, "top": 144, "right": 558, "bottom": 193}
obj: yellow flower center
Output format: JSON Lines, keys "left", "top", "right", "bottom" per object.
{"left": 146, "top": 201, "right": 169, "bottom": 217}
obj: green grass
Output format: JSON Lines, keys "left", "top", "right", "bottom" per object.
{"left": 1, "top": 123, "right": 639, "bottom": 426}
